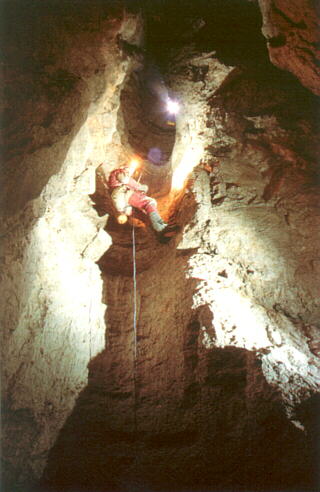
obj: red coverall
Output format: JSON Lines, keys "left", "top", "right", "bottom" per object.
{"left": 108, "top": 167, "right": 157, "bottom": 215}
{"left": 108, "top": 167, "right": 168, "bottom": 232}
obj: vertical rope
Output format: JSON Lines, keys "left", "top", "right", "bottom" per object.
{"left": 131, "top": 171, "right": 143, "bottom": 485}
{"left": 89, "top": 269, "right": 92, "bottom": 361}
{"left": 132, "top": 223, "right": 139, "bottom": 487}
{"left": 132, "top": 224, "right": 137, "bottom": 359}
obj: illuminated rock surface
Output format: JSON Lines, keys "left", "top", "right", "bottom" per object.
{"left": 1, "top": 1, "right": 319, "bottom": 492}
{"left": 1, "top": 2, "right": 141, "bottom": 488}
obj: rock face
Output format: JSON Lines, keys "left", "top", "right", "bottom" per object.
{"left": 258, "top": 0, "right": 320, "bottom": 95}
{"left": 43, "top": 2, "right": 319, "bottom": 492}
{"left": 1, "top": 1, "right": 320, "bottom": 492}
{"left": 1, "top": 2, "right": 142, "bottom": 490}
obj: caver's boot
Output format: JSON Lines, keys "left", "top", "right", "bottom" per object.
{"left": 149, "top": 211, "right": 168, "bottom": 232}
{"left": 158, "top": 222, "right": 180, "bottom": 243}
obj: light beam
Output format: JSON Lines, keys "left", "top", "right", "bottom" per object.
{"left": 171, "top": 146, "right": 202, "bottom": 191}
{"left": 128, "top": 157, "right": 140, "bottom": 177}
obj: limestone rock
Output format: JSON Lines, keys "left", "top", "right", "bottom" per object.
{"left": 42, "top": 27, "right": 319, "bottom": 492}
{"left": 1, "top": 4, "right": 143, "bottom": 489}
{"left": 258, "top": 0, "right": 320, "bottom": 95}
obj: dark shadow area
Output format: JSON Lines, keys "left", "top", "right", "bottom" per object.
{"left": 208, "top": 64, "right": 320, "bottom": 187}
{"left": 214, "top": 66, "right": 320, "bottom": 128}
{"left": 38, "top": 339, "right": 317, "bottom": 492}
{"left": 295, "top": 393, "right": 320, "bottom": 488}
{"left": 142, "top": 0, "right": 269, "bottom": 70}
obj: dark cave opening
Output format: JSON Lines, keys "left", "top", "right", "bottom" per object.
{"left": 142, "top": 0, "right": 269, "bottom": 69}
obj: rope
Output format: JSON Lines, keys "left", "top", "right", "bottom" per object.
{"left": 131, "top": 173, "right": 143, "bottom": 485}
{"left": 132, "top": 222, "right": 139, "bottom": 486}
{"left": 88, "top": 269, "right": 93, "bottom": 361}
{"left": 132, "top": 224, "right": 137, "bottom": 359}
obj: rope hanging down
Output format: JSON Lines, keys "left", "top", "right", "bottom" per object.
{"left": 132, "top": 169, "right": 142, "bottom": 361}
{"left": 132, "top": 223, "right": 139, "bottom": 481}
{"left": 132, "top": 224, "right": 138, "bottom": 359}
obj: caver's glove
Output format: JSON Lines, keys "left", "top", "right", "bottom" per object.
{"left": 139, "top": 183, "right": 148, "bottom": 193}
{"left": 124, "top": 205, "right": 132, "bottom": 216}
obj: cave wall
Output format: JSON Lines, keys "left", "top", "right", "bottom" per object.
{"left": 172, "top": 42, "right": 320, "bottom": 401}
{"left": 41, "top": 233, "right": 317, "bottom": 491}
{"left": 1, "top": 3, "right": 142, "bottom": 489}
{"left": 168, "top": 49, "right": 320, "bottom": 407}
{"left": 42, "top": 4, "right": 319, "bottom": 490}
{"left": 258, "top": 0, "right": 320, "bottom": 95}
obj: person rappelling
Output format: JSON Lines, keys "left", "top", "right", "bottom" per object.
{"left": 108, "top": 165, "right": 169, "bottom": 233}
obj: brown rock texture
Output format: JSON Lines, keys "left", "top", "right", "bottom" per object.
{"left": 258, "top": 0, "right": 320, "bottom": 95}
{"left": 42, "top": 3, "right": 320, "bottom": 491}
{"left": 41, "top": 246, "right": 318, "bottom": 491}
{"left": 1, "top": 2, "right": 142, "bottom": 490}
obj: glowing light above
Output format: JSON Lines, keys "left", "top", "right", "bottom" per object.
{"left": 166, "top": 99, "right": 180, "bottom": 115}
